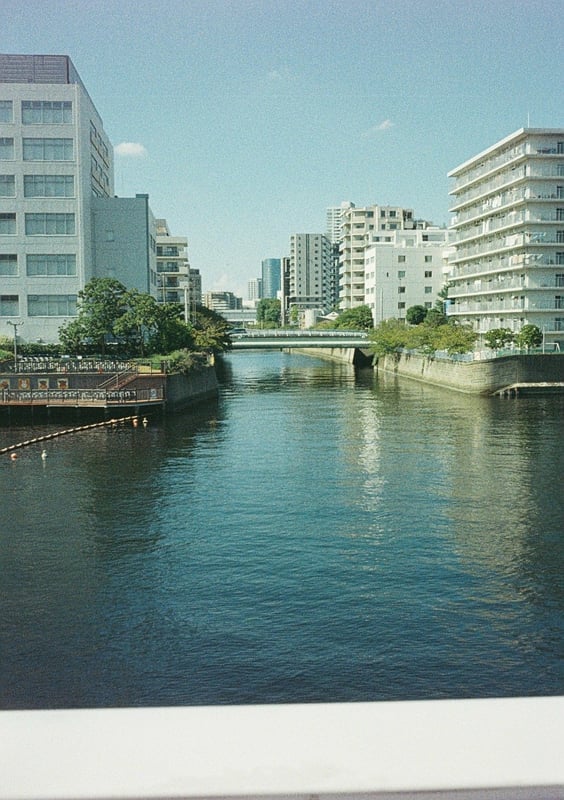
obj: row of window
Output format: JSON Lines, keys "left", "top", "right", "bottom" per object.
{"left": 0, "top": 100, "right": 73, "bottom": 125}
{"left": 0, "top": 294, "right": 76, "bottom": 316}
{"left": 0, "top": 254, "right": 77, "bottom": 276}
{"left": 0, "top": 213, "right": 76, "bottom": 235}
{"left": 398, "top": 255, "right": 433, "bottom": 264}
{"left": 0, "top": 138, "right": 74, "bottom": 161}
{"left": 0, "top": 174, "right": 74, "bottom": 197}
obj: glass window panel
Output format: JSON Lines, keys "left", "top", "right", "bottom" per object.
{"left": 0, "top": 100, "right": 13, "bottom": 122}
{"left": 26, "top": 254, "right": 76, "bottom": 276}
{"left": 0, "top": 138, "right": 14, "bottom": 159}
{"left": 0, "top": 174, "right": 15, "bottom": 196}
{"left": 22, "top": 100, "right": 72, "bottom": 124}
{"left": 23, "top": 138, "right": 73, "bottom": 161}
{"left": 25, "top": 213, "right": 75, "bottom": 235}
{"left": 0, "top": 254, "right": 18, "bottom": 275}
{"left": 27, "top": 294, "right": 77, "bottom": 316}
{"left": 0, "top": 295, "right": 19, "bottom": 316}
{"left": 24, "top": 174, "right": 74, "bottom": 197}
{"left": 0, "top": 213, "right": 16, "bottom": 234}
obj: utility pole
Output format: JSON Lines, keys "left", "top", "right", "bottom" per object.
{"left": 6, "top": 320, "right": 23, "bottom": 372}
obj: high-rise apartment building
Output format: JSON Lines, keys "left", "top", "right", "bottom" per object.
{"left": 261, "top": 258, "right": 281, "bottom": 299}
{"left": 364, "top": 228, "right": 452, "bottom": 324}
{"left": 447, "top": 128, "right": 564, "bottom": 347}
{"left": 339, "top": 204, "right": 415, "bottom": 310}
{"left": 0, "top": 54, "right": 157, "bottom": 343}
{"left": 288, "top": 233, "right": 332, "bottom": 323}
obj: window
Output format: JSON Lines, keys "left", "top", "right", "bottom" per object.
{"left": 398, "top": 286, "right": 406, "bottom": 294}
{"left": 0, "top": 213, "right": 16, "bottom": 234}
{"left": 555, "top": 318, "right": 564, "bottom": 331}
{"left": 0, "top": 174, "right": 15, "bottom": 196}
{"left": 425, "top": 286, "right": 433, "bottom": 293}
{"left": 24, "top": 174, "right": 74, "bottom": 197}
{"left": 556, "top": 273, "right": 564, "bottom": 286}
{"left": 23, "top": 138, "right": 73, "bottom": 161}
{"left": 0, "top": 137, "right": 14, "bottom": 159}
{"left": 0, "top": 254, "right": 17, "bottom": 275}
{"left": 398, "top": 302, "right": 406, "bottom": 309}
{"left": 424, "top": 270, "right": 433, "bottom": 278}
{"left": 557, "top": 231, "right": 564, "bottom": 244}
{"left": 26, "top": 254, "right": 76, "bottom": 276}
{"left": 398, "top": 255, "right": 406, "bottom": 263}
{"left": 0, "top": 295, "right": 18, "bottom": 316}
{"left": 0, "top": 100, "right": 13, "bottom": 122}
{"left": 424, "top": 255, "right": 433, "bottom": 263}
{"left": 21, "top": 100, "right": 72, "bottom": 124}
{"left": 556, "top": 296, "right": 563, "bottom": 309}
{"left": 25, "top": 213, "right": 75, "bottom": 235}
{"left": 398, "top": 270, "right": 406, "bottom": 279}
{"left": 28, "top": 294, "right": 77, "bottom": 316}
{"left": 557, "top": 208, "right": 564, "bottom": 221}
{"left": 389, "top": 210, "right": 397, "bottom": 218}
{"left": 425, "top": 301, "right": 432, "bottom": 309}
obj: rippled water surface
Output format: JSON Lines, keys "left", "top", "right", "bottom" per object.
{"left": 1, "top": 351, "right": 563, "bottom": 708}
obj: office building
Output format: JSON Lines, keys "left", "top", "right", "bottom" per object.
{"left": 261, "top": 258, "right": 281, "bottom": 299}
{"left": 364, "top": 228, "right": 452, "bottom": 323}
{"left": 0, "top": 54, "right": 157, "bottom": 343}
{"left": 447, "top": 128, "right": 564, "bottom": 347}
{"left": 247, "top": 277, "right": 262, "bottom": 303}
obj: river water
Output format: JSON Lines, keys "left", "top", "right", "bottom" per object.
{"left": 1, "top": 351, "right": 563, "bottom": 709}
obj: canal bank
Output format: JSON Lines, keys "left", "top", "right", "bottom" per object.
{"left": 293, "top": 346, "right": 564, "bottom": 395}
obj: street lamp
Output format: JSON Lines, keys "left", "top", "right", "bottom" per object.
{"left": 6, "top": 320, "right": 23, "bottom": 371}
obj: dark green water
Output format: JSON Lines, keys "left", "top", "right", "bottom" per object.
{"left": 1, "top": 351, "right": 563, "bottom": 708}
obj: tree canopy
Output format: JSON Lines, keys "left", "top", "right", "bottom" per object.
{"left": 256, "top": 298, "right": 281, "bottom": 327}
{"left": 334, "top": 305, "right": 374, "bottom": 330}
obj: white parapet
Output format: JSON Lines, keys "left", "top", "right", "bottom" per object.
{"left": 1, "top": 696, "right": 563, "bottom": 799}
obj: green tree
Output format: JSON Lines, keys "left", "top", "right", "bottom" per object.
{"left": 424, "top": 306, "right": 448, "bottom": 327}
{"left": 59, "top": 277, "right": 129, "bottom": 354}
{"left": 149, "top": 304, "right": 193, "bottom": 354}
{"left": 369, "top": 318, "right": 409, "bottom": 355}
{"left": 406, "top": 305, "right": 428, "bottom": 325}
{"left": 58, "top": 318, "right": 89, "bottom": 354}
{"left": 256, "top": 298, "right": 281, "bottom": 327}
{"left": 515, "top": 324, "right": 542, "bottom": 351}
{"left": 484, "top": 327, "right": 515, "bottom": 350}
{"left": 334, "top": 305, "right": 374, "bottom": 330}
{"left": 191, "top": 304, "right": 231, "bottom": 353}
{"left": 434, "top": 323, "right": 477, "bottom": 355}
{"left": 114, "top": 290, "right": 161, "bottom": 355}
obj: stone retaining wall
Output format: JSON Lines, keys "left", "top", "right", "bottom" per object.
{"left": 165, "top": 366, "right": 219, "bottom": 410}
{"left": 377, "top": 352, "right": 564, "bottom": 394}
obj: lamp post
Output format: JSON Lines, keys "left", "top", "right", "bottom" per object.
{"left": 6, "top": 320, "right": 23, "bottom": 372}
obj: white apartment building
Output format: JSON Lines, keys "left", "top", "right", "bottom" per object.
{"left": 339, "top": 204, "right": 415, "bottom": 310}
{"left": 288, "top": 233, "right": 332, "bottom": 323}
{"left": 447, "top": 128, "right": 564, "bottom": 346}
{"left": 0, "top": 54, "right": 158, "bottom": 344}
{"left": 155, "top": 218, "right": 193, "bottom": 318}
{"left": 364, "top": 228, "right": 452, "bottom": 324}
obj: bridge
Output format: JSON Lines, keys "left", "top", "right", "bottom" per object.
{"left": 230, "top": 329, "right": 371, "bottom": 349}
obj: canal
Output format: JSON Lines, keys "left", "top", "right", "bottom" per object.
{"left": 1, "top": 351, "right": 563, "bottom": 708}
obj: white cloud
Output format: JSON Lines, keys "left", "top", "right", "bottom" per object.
{"left": 114, "top": 142, "right": 148, "bottom": 158}
{"left": 362, "top": 119, "right": 395, "bottom": 138}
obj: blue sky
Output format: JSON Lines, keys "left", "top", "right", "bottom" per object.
{"left": 5, "top": 0, "right": 563, "bottom": 297}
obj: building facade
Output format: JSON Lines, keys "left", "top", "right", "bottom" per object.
{"left": 155, "top": 218, "right": 194, "bottom": 319}
{"left": 261, "top": 258, "right": 281, "bottom": 299}
{"left": 447, "top": 128, "right": 564, "bottom": 347}
{"left": 338, "top": 204, "right": 416, "bottom": 310}
{"left": 0, "top": 54, "right": 159, "bottom": 344}
{"left": 288, "top": 233, "right": 332, "bottom": 324}
{"left": 364, "top": 228, "right": 452, "bottom": 324}
{"left": 0, "top": 54, "right": 114, "bottom": 343}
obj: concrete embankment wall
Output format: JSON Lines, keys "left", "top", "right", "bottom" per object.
{"left": 165, "top": 365, "right": 219, "bottom": 410}
{"left": 289, "top": 347, "right": 374, "bottom": 366}
{"left": 376, "top": 352, "right": 564, "bottom": 394}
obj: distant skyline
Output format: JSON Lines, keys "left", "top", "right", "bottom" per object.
{"left": 5, "top": 0, "right": 563, "bottom": 297}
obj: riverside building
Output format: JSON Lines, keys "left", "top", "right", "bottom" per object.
{"left": 338, "top": 204, "right": 416, "bottom": 310}
{"left": 288, "top": 233, "right": 332, "bottom": 325}
{"left": 447, "top": 128, "right": 564, "bottom": 348}
{"left": 364, "top": 228, "right": 452, "bottom": 324}
{"left": 0, "top": 54, "right": 158, "bottom": 344}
